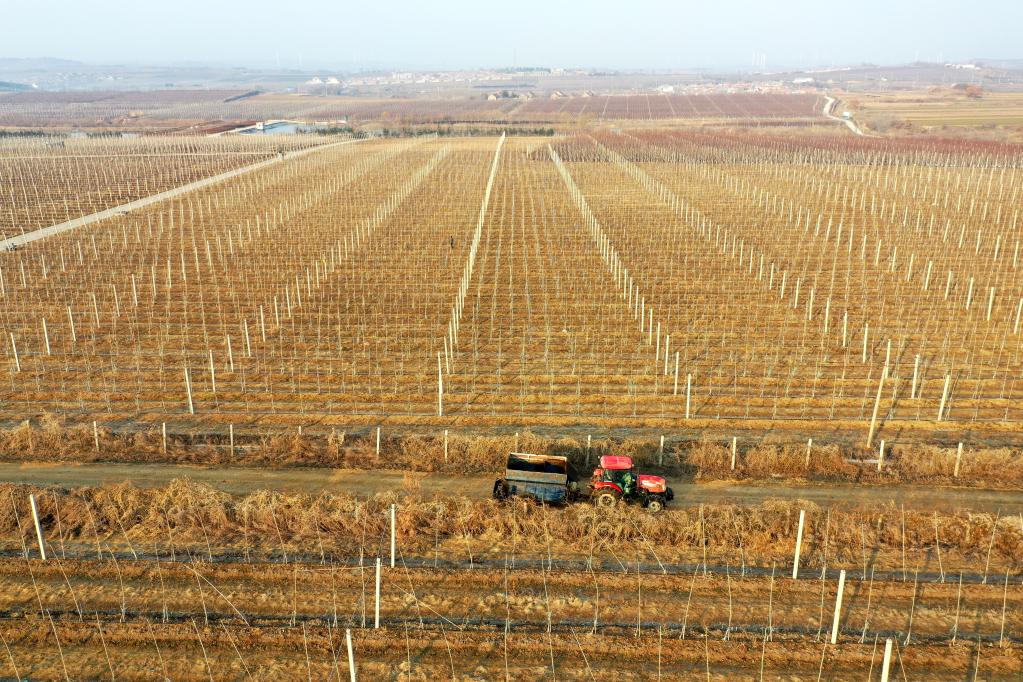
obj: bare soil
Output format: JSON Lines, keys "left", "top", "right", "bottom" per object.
{"left": 0, "top": 461, "right": 1021, "bottom": 515}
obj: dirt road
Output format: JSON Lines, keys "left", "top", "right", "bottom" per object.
{"left": 1, "top": 462, "right": 1020, "bottom": 513}
{"left": 823, "top": 93, "right": 867, "bottom": 136}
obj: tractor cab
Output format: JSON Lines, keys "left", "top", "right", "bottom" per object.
{"left": 592, "top": 455, "right": 637, "bottom": 495}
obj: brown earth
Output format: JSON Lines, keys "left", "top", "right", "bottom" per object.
{"left": 0, "top": 556, "right": 1018, "bottom": 680}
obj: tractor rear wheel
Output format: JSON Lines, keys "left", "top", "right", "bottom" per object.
{"left": 594, "top": 491, "right": 619, "bottom": 509}
{"left": 492, "top": 480, "right": 509, "bottom": 501}
{"left": 646, "top": 497, "right": 665, "bottom": 514}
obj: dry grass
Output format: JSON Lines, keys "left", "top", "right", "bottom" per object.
{"left": 3, "top": 419, "right": 1022, "bottom": 489}
{"left": 2, "top": 479, "right": 1021, "bottom": 569}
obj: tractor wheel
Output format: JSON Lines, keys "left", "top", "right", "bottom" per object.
{"left": 646, "top": 498, "right": 665, "bottom": 514}
{"left": 492, "top": 480, "right": 509, "bottom": 501}
{"left": 594, "top": 491, "right": 620, "bottom": 509}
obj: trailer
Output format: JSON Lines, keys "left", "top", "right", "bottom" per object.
{"left": 492, "top": 452, "right": 579, "bottom": 504}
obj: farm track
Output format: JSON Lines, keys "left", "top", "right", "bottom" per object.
{"left": 2, "top": 461, "right": 1023, "bottom": 514}
{"left": 0, "top": 557, "right": 1018, "bottom": 680}
{"left": 823, "top": 93, "right": 868, "bottom": 136}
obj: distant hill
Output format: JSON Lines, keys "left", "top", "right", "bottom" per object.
{"left": 0, "top": 80, "right": 32, "bottom": 92}
{"left": 0, "top": 57, "right": 85, "bottom": 72}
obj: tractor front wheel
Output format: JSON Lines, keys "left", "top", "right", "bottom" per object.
{"left": 594, "top": 491, "right": 620, "bottom": 509}
{"left": 646, "top": 497, "right": 665, "bottom": 514}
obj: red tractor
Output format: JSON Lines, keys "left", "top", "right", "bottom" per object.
{"left": 590, "top": 455, "right": 673, "bottom": 513}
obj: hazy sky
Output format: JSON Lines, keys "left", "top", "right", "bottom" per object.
{"left": 5, "top": 0, "right": 1021, "bottom": 70}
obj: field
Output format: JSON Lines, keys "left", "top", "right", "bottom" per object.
{"left": 0, "top": 479, "right": 1020, "bottom": 679}
{"left": 2, "top": 130, "right": 1022, "bottom": 437}
{"left": 309, "top": 93, "right": 822, "bottom": 124}
{"left": 0, "top": 90, "right": 264, "bottom": 131}
{"left": 0, "top": 134, "right": 331, "bottom": 239}
{"left": 843, "top": 91, "right": 1023, "bottom": 140}
{"left": 0, "top": 91, "right": 823, "bottom": 130}
{"left": 0, "top": 90, "right": 1022, "bottom": 679}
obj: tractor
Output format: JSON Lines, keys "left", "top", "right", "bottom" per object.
{"left": 492, "top": 452, "right": 671, "bottom": 513}
{"left": 590, "top": 455, "right": 673, "bottom": 513}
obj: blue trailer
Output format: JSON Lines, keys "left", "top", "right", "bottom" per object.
{"left": 493, "top": 452, "right": 578, "bottom": 504}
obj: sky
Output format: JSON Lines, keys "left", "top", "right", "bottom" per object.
{"left": 4, "top": 0, "right": 1021, "bottom": 71}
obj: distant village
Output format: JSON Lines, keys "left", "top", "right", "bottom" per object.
{"left": 301, "top": 67, "right": 825, "bottom": 99}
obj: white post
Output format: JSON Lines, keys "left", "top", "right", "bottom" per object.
{"left": 685, "top": 373, "right": 692, "bottom": 419}
{"left": 93, "top": 421, "right": 100, "bottom": 451}
{"left": 345, "top": 629, "right": 356, "bottom": 682}
{"left": 437, "top": 352, "right": 443, "bottom": 417}
{"left": 880, "top": 639, "right": 893, "bottom": 682}
{"left": 938, "top": 373, "right": 951, "bottom": 421}
{"left": 673, "top": 352, "right": 679, "bottom": 395}
{"left": 42, "top": 320, "right": 51, "bottom": 356}
{"left": 390, "top": 504, "right": 396, "bottom": 568}
{"left": 443, "top": 429, "right": 449, "bottom": 463}
{"left": 9, "top": 334, "right": 20, "bottom": 372}
{"left": 208, "top": 350, "right": 216, "bottom": 394}
{"left": 376, "top": 427, "right": 381, "bottom": 456}
{"left": 878, "top": 440, "right": 885, "bottom": 472}
{"left": 162, "top": 422, "right": 167, "bottom": 453}
{"left": 830, "top": 569, "right": 846, "bottom": 644}
{"left": 184, "top": 367, "right": 195, "bottom": 414}
{"left": 374, "top": 558, "right": 381, "bottom": 629}
{"left": 730, "top": 437, "right": 737, "bottom": 471}
{"left": 793, "top": 509, "right": 805, "bottom": 580}
{"left": 229, "top": 424, "right": 234, "bottom": 457}
{"left": 29, "top": 494, "right": 47, "bottom": 561}
{"left": 954, "top": 442, "right": 963, "bottom": 478}
{"left": 911, "top": 355, "right": 920, "bottom": 399}
{"left": 867, "top": 372, "right": 885, "bottom": 448}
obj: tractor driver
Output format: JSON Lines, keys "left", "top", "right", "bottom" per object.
{"left": 620, "top": 469, "right": 636, "bottom": 496}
